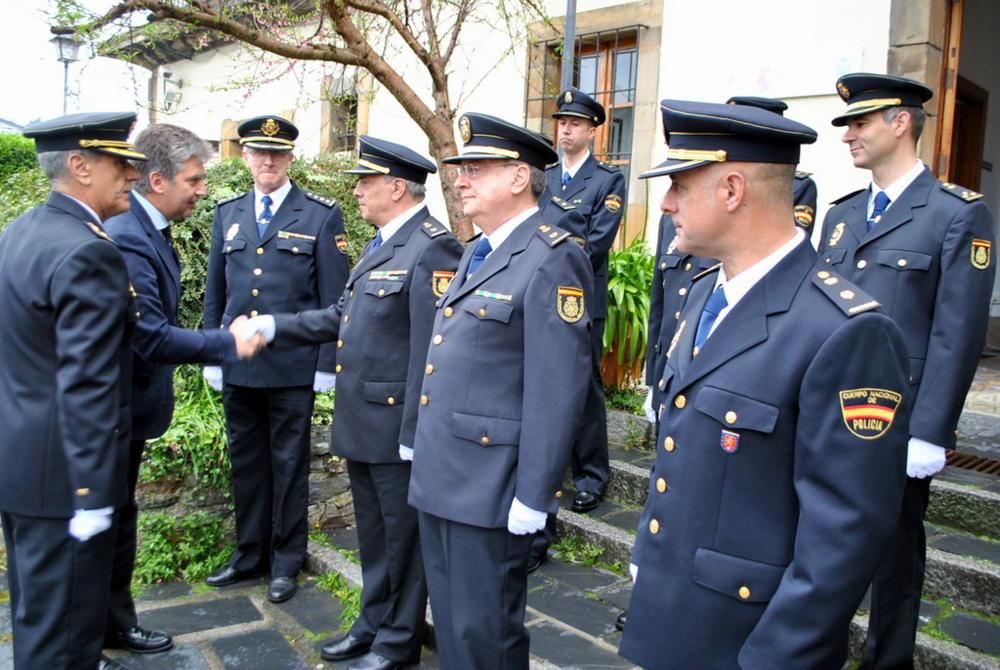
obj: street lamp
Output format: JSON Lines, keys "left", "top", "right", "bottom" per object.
{"left": 50, "top": 28, "right": 83, "bottom": 115}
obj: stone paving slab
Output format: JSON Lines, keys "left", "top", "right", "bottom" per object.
{"left": 528, "top": 582, "right": 624, "bottom": 639}
{"left": 212, "top": 628, "right": 308, "bottom": 669}
{"left": 929, "top": 527, "right": 1000, "bottom": 565}
{"left": 106, "top": 646, "right": 212, "bottom": 670}
{"left": 141, "top": 595, "right": 264, "bottom": 636}
{"left": 526, "top": 619, "right": 635, "bottom": 669}
{"left": 938, "top": 614, "right": 1000, "bottom": 658}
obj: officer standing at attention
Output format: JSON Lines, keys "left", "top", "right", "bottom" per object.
{"left": 539, "top": 87, "right": 626, "bottom": 515}
{"left": 407, "top": 113, "right": 593, "bottom": 669}
{"left": 619, "top": 100, "right": 911, "bottom": 669}
{"left": 104, "top": 124, "right": 260, "bottom": 657}
{"left": 202, "top": 115, "right": 350, "bottom": 603}
{"left": 232, "top": 136, "right": 463, "bottom": 670}
{"left": 0, "top": 112, "right": 146, "bottom": 670}
{"left": 818, "top": 73, "right": 996, "bottom": 669}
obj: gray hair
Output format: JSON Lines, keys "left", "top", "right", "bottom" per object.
{"left": 883, "top": 106, "right": 926, "bottom": 141}
{"left": 528, "top": 164, "right": 546, "bottom": 198}
{"left": 133, "top": 124, "right": 211, "bottom": 194}
{"left": 38, "top": 149, "right": 102, "bottom": 182}
{"left": 383, "top": 174, "right": 426, "bottom": 199}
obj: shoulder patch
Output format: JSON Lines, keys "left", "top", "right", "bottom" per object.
{"left": 830, "top": 188, "right": 865, "bottom": 206}
{"left": 536, "top": 223, "right": 571, "bottom": 247}
{"left": 549, "top": 196, "right": 575, "bottom": 211}
{"left": 812, "top": 268, "right": 881, "bottom": 316}
{"left": 419, "top": 219, "right": 448, "bottom": 238}
{"left": 305, "top": 191, "right": 336, "bottom": 207}
{"left": 215, "top": 193, "right": 243, "bottom": 207}
{"left": 597, "top": 161, "right": 621, "bottom": 173}
{"left": 940, "top": 182, "right": 984, "bottom": 202}
{"left": 794, "top": 170, "right": 812, "bottom": 179}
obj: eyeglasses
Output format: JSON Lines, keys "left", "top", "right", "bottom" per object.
{"left": 449, "top": 161, "right": 519, "bottom": 180}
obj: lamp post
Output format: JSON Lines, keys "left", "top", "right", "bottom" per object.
{"left": 50, "top": 28, "right": 82, "bottom": 115}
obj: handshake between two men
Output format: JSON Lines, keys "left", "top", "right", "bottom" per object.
{"left": 231, "top": 314, "right": 274, "bottom": 357}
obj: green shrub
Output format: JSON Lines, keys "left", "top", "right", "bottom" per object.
{"left": 133, "top": 511, "right": 233, "bottom": 585}
{"left": 602, "top": 237, "right": 654, "bottom": 390}
{"left": 0, "top": 167, "right": 48, "bottom": 233}
{"left": 0, "top": 134, "right": 38, "bottom": 182}
{"left": 316, "top": 571, "right": 362, "bottom": 631}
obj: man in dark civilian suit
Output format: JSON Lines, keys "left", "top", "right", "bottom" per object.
{"left": 104, "top": 124, "right": 256, "bottom": 656}
{"left": 538, "top": 87, "right": 627, "bottom": 516}
{"left": 0, "top": 112, "right": 146, "bottom": 670}
{"left": 234, "top": 136, "right": 463, "bottom": 670}
{"left": 619, "top": 100, "right": 910, "bottom": 669}
{"left": 202, "top": 115, "right": 350, "bottom": 603}
{"left": 819, "top": 73, "right": 996, "bottom": 669}
{"left": 406, "top": 113, "right": 593, "bottom": 670}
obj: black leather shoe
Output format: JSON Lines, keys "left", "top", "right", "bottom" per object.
{"left": 527, "top": 552, "right": 546, "bottom": 574}
{"left": 105, "top": 625, "right": 173, "bottom": 654}
{"left": 98, "top": 655, "right": 134, "bottom": 670}
{"left": 347, "top": 650, "right": 416, "bottom": 670}
{"left": 615, "top": 610, "right": 627, "bottom": 631}
{"left": 571, "top": 490, "right": 602, "bottom": 513}
{"left": 267, "top": 575, "right": 298, "bottom": 603}
{"left": 205, "top": 564, "right": 247, "bottom": 587}
{"left": 321, "top": 633, "right": 372, "bottom": 661}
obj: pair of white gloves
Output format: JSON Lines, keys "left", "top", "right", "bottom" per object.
{"left": 203, "top": 314, "right": 336, "bottom": 392}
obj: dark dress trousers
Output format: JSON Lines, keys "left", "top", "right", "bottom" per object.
{"left": 408, "top": 214, "right": 593, "bottom": 670}
{"left": 818, "top": 168, "right": 996, "bottom": 669}
{"left": 0, "top": 192, "right": 134, "bottom": 669}
{"left": 273, "top": 209, "right": 462, "bottom": 662}
{"left": 620, "top": 238, "right": 910, "bottom": 669}
{"left": 104, "top": 194, "right": 234, "bottom": 633}
{"left": 203, "top": 182, "right": 349, "bottom": 578}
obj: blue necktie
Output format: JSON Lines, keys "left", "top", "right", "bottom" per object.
{"left": 694, "top": 285, "right": 728, "bottom": 350}
{"left": 561, "top": 171, "right": 571, "bottom": 190}
{"left": 366, "top": 231, "right": 383, "bottom": 256}
{"left": 466, "top": 237, "right": 493, "bottom": 276}
{"left": 867, "top": 191, "right": 891, "bottom": 233}
{"left": 258, "top": 194, "right": 274, "bottom": 238}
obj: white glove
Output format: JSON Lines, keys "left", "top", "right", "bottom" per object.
{"left": 642, "top": 386, "right": 656, "bottom": 424}
{"left": 203, "top": 366, "right": 223, "bottom": 391}
{"left": 68, "top": 507, "right": 114, "bottom": 541}
{"left": 313, "top": 371, "right": 337, "bottom": 393}
{"left": 630, "top": 562, "right": 638, "bottom": 584}
{"left": 399, "top": 444, "right": 414, "bottom": 461}
{"left": 906, "top": 437, "right": 946, "bottom": 479}
{"left": 507, "top": 496, "right": 547, "bottom": 535}
{"left": 236, "top": 314, "right": 276, "bottom": 343}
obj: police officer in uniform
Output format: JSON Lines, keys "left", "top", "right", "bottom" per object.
{"left": 104, "top": 124, "right": 256, "bottom": 656}
{"left": 202, "top": 116, "right": 349, "bottom": 603}
{"left": 618, "top": 100, "right": 911, "bottom": 669}
{"left": 234, "top": 136, "right": 463, "bottom": 670}
{"left": 818, "top": 73, "right": 996, "bottom": 669}
{"left": 539, "top": 87, "right": 627, "bottom": 514}
{"left": 0, "top": 112, "right": 146, "bottom": 670}
{"left": 407, "top": 113, "right": 593, "bottom": 669}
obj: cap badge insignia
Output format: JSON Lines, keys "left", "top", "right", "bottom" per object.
{"left": 837, "top": 82, "right": 850, "bottom": 100}
{"left": 459, "top": 116, "right": 472, "bottom": 143}
{"left": 261, "top": 118, "right": 280, "bottom": 137}
{"left": 564, "top": 91, "right": 573, "bottom": 104}
{"left": 839, "top": 388, "right": 902, "bottom": 440}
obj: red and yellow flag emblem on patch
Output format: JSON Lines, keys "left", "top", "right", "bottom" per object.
{"left": 839, "top": 388, "right": 902, "bottom": 440}
{"left": 335, "top": 233, "right": 348, "bottom": 253}
{"left": 557, "top": 286, "right": 585, "bottom": 323}
{"left": 604, "top": 193, "right": 622, "bottom": 213}
{"left": 971, "top": 239, "right": 991, "bottom": 270}
{"left": 432, "top": 270, "right": 455, "bottom": 297}
{"left": 793, "top": 204, "right": 814, "bottom": 228}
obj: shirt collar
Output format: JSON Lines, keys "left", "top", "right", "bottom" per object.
{"left": 563, "top": 151, "right": 591, "bottom": 179}
{"left": 132, "top": 190, "right": 170, "bottom": 231}
{"left": 254, "top": 179, "right": 293, "bottom": 219}
{"left": 484, "top": 206, "right": 539, "bottom": 253}
{"left": 868, "top": 160, "right": 924, "bottom": 216}
{"left": 379, "top": 202, "right": 426, "bottom": 244}
{"left": 59, "top": 192, "right": 104, "bottom": 224}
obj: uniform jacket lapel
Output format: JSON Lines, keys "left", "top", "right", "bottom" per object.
{"left": 131, "top": 194, "right": 181, "bottom": 290}
{"left": 562, "top": 155, "right": 596, "bottom": 202}
{"left": 444, "top": 213, "right": 538, "bottom": 305}
{"left": 261, "top": 182, "right": 304, "bottom": 244}
{"left": 233, "top": 192, "right": 259, "bottom": 244}
{"left": 864, "top": 167, "right": 933, "bottom": 244}
{"left": 47, "top": 191, "right": 102, "bottom": 227}
{"left": 348, "top": 207, "right": 430, "bottom": 286}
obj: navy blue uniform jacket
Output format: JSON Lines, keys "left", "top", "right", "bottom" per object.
{"left": 620, "top": 239, "right": 910, "bottom": 669}
{"left": 408, "top": 214, "right": 594, "bottom": 527}
{"left": 272, "top": 209, "right": 463, "bottom": 462}
{"left": 0, "top": 193, "right": 134, "bottom": 516}
{"left": 106, "top": 194, "right": 234, "bottom": 441}
{"left": 819, "top": 167, "right": 995, "bottom": 448}
{"left": 203, "top": 182, "right": 349, "bottom": 388}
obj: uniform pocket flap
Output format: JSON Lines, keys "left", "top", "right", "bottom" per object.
{"left": 461, "top": 298, "right": 514, "bottom": 323}
{"left": 276, "top": 238, "right": 315, "bottom": 255}
{"left": 658, "top": 254, "right": 682, "bottom": 270}
{"left": 363, "top": 380, "right": 406, "bottom": 405}
{"left": 224, "top": 239, "right": 247, "bottom": 254}
{"left": 821, "top": 247, "right": 846, "bottom": 265}
{"left": 695, "top": 386, "right": 778, "bottom": 433}
{"left": 451, "top": 411, "right": 521, "bottom": 446}
{"left": 363, "top": 281, "right": 405, "bottom": 298}
{"left": 876, "top": 249, "right": 932, "bottom": 271}
{"left": 691, "top": 547, "right": 786, "bottom": 603}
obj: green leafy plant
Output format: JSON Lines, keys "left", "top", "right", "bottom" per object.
{"left": 133, "top": 511, "right": 233, "bottom": 585}
{"left": 602, "top": 237, "right": 654, "bottom": 390}
{"left": 605, "top": 387, "right": 644, "bottom": 415}
{"left": 316, "top": 571, "right": 362, "bottom": 631}
{"left": 0, "top": 134, "right": 38, "bottom": 182}
{"left": 551, "top": 535, "right": 625, "bottom": 576}
{"left": 0, "top": 167, "right": 48, "bottom": 234}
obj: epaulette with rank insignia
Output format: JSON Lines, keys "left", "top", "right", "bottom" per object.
{"left": 795, "top": 170, "right": 812, "bottom": 179}
{"left": 215, "top": 193, "right": 242, "bottom": 207}
{"left": 813, "top": 268, "right": 880, "bottom": 316}
{"left": 940, "top": 182, "right": 984, "bottom": 202}
{"left": 549, "top": 196, "right": 575, "bottom": 211}
{"left": 305, "top": 191, "right": 336, "bottom": 207}
{"left": 536, "top": 223, "right": 571, "bottom": 247}
{"left": 597, "top": 161, "right": 620, "bottom": 173}
{"left": 419, "top": 219, "right": 447, "bottom": 238}
{"left": 830, "top": 188, "right": 865, "bottom": 206}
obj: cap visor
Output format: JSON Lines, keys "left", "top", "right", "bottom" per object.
{"left": 241, "top": 141, "right": 294, "bottom": 152}
{"left": 831, "top": 103, "right": 894, "bottom": 126}
{"left": 341, "top": 165, "right": 383, "bottom": 176}
{"left": 639, "top": 158, "right": 712, "bottom": 179}
{"left": 441, "top": 152, "right": 510, "bottom": 164}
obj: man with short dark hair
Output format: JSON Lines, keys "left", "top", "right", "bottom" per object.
{"left": 819, "top": 73, "right": 996, "bottom": 669}
{"left": 0, "top": 111, "right": 146, "bottom": 670}
{"left": 104, "top": 124, "right": 257, "bottom": 656}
